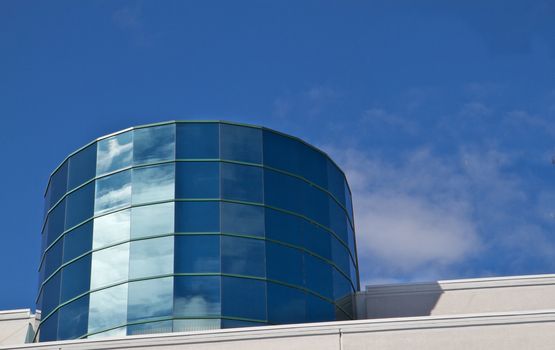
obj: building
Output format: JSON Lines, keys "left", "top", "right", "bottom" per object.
{"left": 36, "top": 121, "right": 359, "bottom": 342}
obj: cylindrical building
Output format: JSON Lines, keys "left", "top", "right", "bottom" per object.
{"left": 37, "top": 121, "right": 359, "bottom": 342}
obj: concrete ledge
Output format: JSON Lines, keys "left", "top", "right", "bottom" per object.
{"left": 0, "top": 309, "right": 32, "bottom": 321}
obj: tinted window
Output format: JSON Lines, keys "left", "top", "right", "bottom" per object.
{"left": 332, "top": 269, "right": 353, "bottom": 301}
{"left": 68, "top": 143, "right": 97, "bottom": 191}
{"left": 222, "top": 277, "right": 266, "bottom": 320}
{"left": 302, "top": 221, "right": 331, "bottom": 260}
{"left": 131, "top": 202, "right": 174, "bottom": 239}
{"left": 65, "top": 182, "right": 95, "bottom": 229}
{"left": 61, "top": 254, "right": 91, "bottom": 302}
{"left": 88, "top": 284, "right": 128, "bottom": 334}
{"left": 44, "top": 238, "right": 63, "bottom": 279}
{"left": 263, "top": 131, "right": 300, "bottom": 175}
{"left": 220, "top": 124, "right": 262, "bottom": 164}
{"left": 96, "top": 132, "right": 132, "bottom": 175}
{"left": 57, "top": 295, "right": 89, "bottom": 340}
{"left": 175, "top": 202, "right": 219, "bottom": 232}
{"left": 331, "top": 238, "right": 350, "bottom": 276}
{"left": 48, "top": 161, "right": 68, "bottom": 210}
{"left": 266, "top": 242, "right": 303, "bottom": 287}
{"left": 221, "top": 319, "right": 267, "bottom": 328}
{"left": 221, "top": 163, "right": 263, "bottom": 203}
{"left": 90, "top": 243, "right": 129, "bottom": 289}
{"left": 174, "top": 276, "right": 221, "bottom": 317}
{"left": 92, "top": 209, "right": 130, "bottom": 249}
{"left": 127, "top": 277, "right": 173, "bottom": 322}
{"left": 175, "top": 162, "right": 219, "bottom": 199}
{"left": 175, "top": 235, "right": 220, "bottom": 273}
{"left": 41, "top": 271, "right": 61, "bottom": 317}
{"left": 267, "top": 283, "right": 306, "bottom": 324}
{"left": 265, "top": 208, "right": 302, "bottom": 247}
{"left": 94, "top": 170, "right": 131, "bottom": 214}
{"left": 344, "top": 180, "right": 354, "bottom": 222}
{"left": 299, "top": 146, "right": 327, "bottom": 188}
{"left": 221, "top": 202, "right": 264, "bottom": 237}
{"left": 63, "top": 222, "right": 93, "bottom": 263}
{"left": 304, "top": 185, "right": 329, "bottom": 227}
{"left": 39, "top": 311, "right": 58, "bottom": 342}
{"left": 304, "top": 254, "right": 333, "bottom": 299}
{"left": 128, "top": 320, "right": 173, "bottom": 336}
{"left": 327, "top": 160, "right": 346, "bottom": 207}
{"left": 129, "top": 236, "right": 173, "bottom": 279}
{"left": 132, "top": 163, "right": 174, "bottom": 204}
{"left": 306, "top": 295, "right": 334, "bottom": 322}
{"left": 133, "top": 124, "right": 175, "bottom": 165}
{"left": 221, "top": 236, "right": 265, "bottom": 277}
{"left": 264, "top": 170, "right": 304, "bottom": 214}
{"left": 176, "top": 123, "right": 219, "bottom": 159}
{"left": 46, "top": 199, "right": 66, "bottom": 246}
{"left": 328, "top": 198, "right": 347, "bottom": 243}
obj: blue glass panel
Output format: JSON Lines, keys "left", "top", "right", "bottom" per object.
{"left": 65, "top": 182, "right": 95, "bottom": 229}
{"left": 48, "top": 161, "right": 68, "bottom": 210}
{"left": 302, "top": 221, "right": 331, "bottom": 260}
{"left": 176, "top": 123, "right": 219, "bottom": 159}
{"left": 220, "top": 124, "right": 262, "bottom": 164}
{"left": 88, "top": 284, "right": 128, "bottom": 334}
{"left": 222, "top": 277, "right": 266, "bottom": 320}
{"left": 331, "top": 238, "right": 350, "bottom": 276}
{"left": 90, "top": 243, "right": 129, "bottom": 289}
{"left": 306, "top": 295, "right": 334, "bottom": 322}
{"left": 267, "top": 283, "right": 306, "bottom": 324}
{"left": 262, "top": 130, "right": 300, "bottom": 175}
{"left": 133, "top": 124, "right": 175, "bottom": 165}
{"left": 131, "top": 202, "right": 174, "bottom": 239}
{"left": 347, "top": 224, "right": 356, "bottom": 259}
{"left": 221, "top": 163, "right": 263, "bottom": 203}
{"left": 60, "top": 254, "right": 91, "bottom": 303}
{"left": 327, "top": 160, "right": 346, "bottom": 206}
{"left": 265, "top": 208, "right": 302, "bottom": 247}
{"left": 39, "top": 311, "right": 58, "bottom": 342}
{"left": 94, "top": 170, "right": 131, "bottom": 214}
{"left": 45, "top": 238, "right": 63, "bottom": 279}
{"left": 328, "top": 198, "right": 347, "bottom": 243}
{"left": 96, "top": 131, "right": 133, "bottom": 175}
{"left": 175, "top": 162, "right": 219, "bottom": 199}
{"left": 266, "top": 242, "right": 303, "bottom": 287}
{"left": 175, "top": 202, "right": 219, "bottom": 232}
{"left": 174, "top": 319, "right": 221, "bottom": 332}
{"left": 264, "top": 170, "right": 304, "bottom": 214}
{"left": 127, "top": 277, "right": 173, "bottom": 322}
{"left": 132, "top": 163, "right": 175, "bottom": 204}
{"left": 88, "top": 327, "right": 126, "bottom": 338}
{"left": 304, "top": 185, "right": 329, "bottom": 227}
{"left": 299, "top": 146, "right": 327, "bottom": 188}
{"left": 175, "top": 235, "right": 220, "bottom": 273}
{"left": 93, "top": 209, "right": 130, "bottom": 249}
{"left": 57, "top": 295, "right": 89, "bottom": 340}
{"left": 221, "top": 202, "right": 264, "bottom": 237}
{"left": 304, "top": 254, "right": 333, "bottom": 299}
{"left": 129, "top": 236, "right": 173, "bottom": 279}
{"left": 221, "top": 236, "right": 265, "bottom": 277}
{"left": 46, "top": 199, "right": 66, "bottom": 246}
{"left": 221, "top": 319, "right": 267, "bottom": 328}
{"left": 344, "top": 180, "right": 354, "bottom": 222}
{"left": 68, "top": 143, "right": 97, "bottom": 191}
{"left": 63, "top": 222, "right": 93, "bottom": 263}
{"left": 174, "top": 276, "right": 221, "bottom": 317}
{"left": 332, "top": 269, "right": 353, "bottom": 301}
{"left": 42, "top": 271, "right": 61, "bottom": 318}
{"left": 128, "top": 320, "right": 173, "bottom": 336}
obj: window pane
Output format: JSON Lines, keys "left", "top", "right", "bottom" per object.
{"left": 265, "top": 208, "right": 302, "bottom": 247}
{"left": 175, "top": 235, "right": 220, "bottom": 273}
{"left": 264, "top": 170, "right": 304, "bottom": 214}
{"left": 220, "top": 124, "right": 262, "bottom": 164}
{"left": 345, "top": 180, "right": 354, "bottom": 222}
{"left": 304, "top": 254, "right": 333, "bottom": 299}
{"left": 306, "top": 294, "right": 334, "bottom": 322}
{"left": 96, "top": 131, "right": 133, "bottom": 175}
{"left": 90, "top": 243, "right": 129, "bottom": 289}
{"left": 328, "top": 198, "right": 347, "bottom": 243}
{"left": 221, "top": 236, "right": 265, "bottom": 277}
{"left": 44, "top": 238, "right": 63, "bottom": 279}
{"left": 174, "top": 319, "right": 221, "bottom": 332}
{"left": 65, "top": 182, "right": 95, "bottom": 229}
{"left": 63, "top": 222, "right": 93, "bottom": 263}
{"left": 129, "top": 236, "right": 173, "bottom": 279}
{"left": 266, "top": 243, "right": 303, "bottom": 287}
{"left": 94, "top": 170, "right": 131, "bottom": 214}
{"left": 88, "top": 284, "right": 128, "bottom": 334}
{"left": 175, "top": 162, "right": 219, "bottom": 199}
{"left": 174, "top": 276, "right": 221, "bottom": 317}
{"left": 127, "top": 277, "right": 173, "bottom": 322}
{"left": 332, "top": 269, "right": 353, "bottom": 301}
{"left": 298, "top": 146, "right": 327, "bottom": 188}
{"left": 331, "top": 238, "right": 350, "bottom": 276}
{"left": 92, "top": 209, "right": 130, "bottom": 249}
{"left": 221, "top": 163, "right": 263, "bottom": 203}
{"left": 128, "top": 320, "right": 173, "bottom": 336}
{"left": 222, "top": 277, "right": 266, "bottom": 320}
{"left": 57, "top": 295, "right": 89, "bottom": 340}
{"left": 304, "top": 185, "right": 329, "bottom": 227}
{"left": 131, "top": 202, "right": 174, "bottom": 239}
{"left": 347, "top": 225, "right": 356, "bottom": 260}
{"left": 327, "top": 160, "right": 346, "bottom": 207}
{"left": 221, "top": 202, "right": 264, "bottom": 237}
{"left": 48, "top": 161, "right": 68, "bottom": 210}
{"left": 132, "top": 163, "right": 175, "bottom": 204}
{"left": 133, "top": 124, "right": 175, "bottom": 165}
{"left": 41, "top": 271, "right": 61, "bottom": 318}
{"left": 175, "top": 202, "right": 219, "bottom": 232}
{"left": 39, "top": 311, "right": 58, "bottom": 342}
{"left": 46, "top": 199, "right": 66, "bottom": 246}
{"left": 87, "top": 327, "right": 126, "bottom": 339}
{"left": 176, "top": 123, "right": 219, "bottom": 159}
{"left": 302, "top": 221, "right": 331, "bottom": 260}
{"left": 267, "top": 283, "right": 306, "bottom": 324}
{"left": 61, "top": 254, "right": 91, "bottom": 302}
{"left": 221, "top": 319, "right": 267, "bottom": 329}
{"left": 68, "top": 143, "right": 97, "bottom": 191}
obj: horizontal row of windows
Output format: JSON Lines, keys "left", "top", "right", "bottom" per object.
{"left": 44, "top": 122, "right": 353, "bottom": 222}
{"left": 38, "top": 276, "right": 353, "bottom": 341}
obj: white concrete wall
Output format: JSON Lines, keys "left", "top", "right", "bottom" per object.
{"left": 0, "top": 309, "right": 35, "bottom": 346}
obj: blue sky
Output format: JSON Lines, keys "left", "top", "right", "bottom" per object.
{"left": 1, "top": 0, "right": 554, "bottom": 309}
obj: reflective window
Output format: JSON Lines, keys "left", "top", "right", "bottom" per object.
{"left": 306, "top": 295, "right": 334, "bottom": 322}
{"left": 344, "top": 180, "right": 354, "bottom": 222}
{"left": 63, "top": 222, "right": 93, "bottom": 263}
{"left": 129, "top": 236, "right": 173, "bottom": 279}
{"left": 302, "top": 221, "right": 331, "bottom": 260}
{"left": 263, "top": 130, "right": 300, "bottom": 175}
{"left": 304, "top": 185, "right": 329, "bottom": 227}
{"left": 65, "top": 182, "right": 95, "bottom": 229}
{"left": 304, "top": 254, "right": 333, "bottom": 299}
{"left": 221, "top": 319, "right": 267, "bottom": 328}
{"left": 327, "top": 160, "right": 346, "bottom": 207}
{"left": 46, "top": 199, "right": 66, "bottom": 246}
{"left": 88, "top": 284, "right": 128, "bottom": 334}
{"left": 42, "top": 271, "right": 61, "bottom": 318}
{"left": 61, "top": 254, "right": 91, "bottom": 303}
{"left": 44, "top": 238, "right": 63, "bottom": 279}
{"left": 266, "top": 242, "right": 303, "bottom": 287}
{"left": 128, "top": 320, "right": 172, "bottom": 336}
{"left": 39, "top": 311, "right": 58, "bottom": 342}
{"left": 221, "top": 163, "right": 263, "bottom": 203}
{"left": 127, "top": 277, "right": 173, "bottom": 322}
{"left": 131, "top": 202, "right": 174, "bottom": 239}
{"left": 175, "top": 235, "right": 220, "bottom": 273}
{"left": 264, "top": 170, "right": 304, "bottom": 214}
{"left": 88, "top": 327, "right": 126, "bottom": 339}
{"left": 299, "top": 146, "right": 327, "bottom": 189}
{"left": 131, "top": 163, "right": 174, "bottom": 205}
{"left": 68, "top": 143, "right": 97, "bottom": 191}
{"left": 94, "top": 170, "right": 131, "bottom": 214}
{"left": 90, "top": 243, "right": 129, "bottom": 289}
{"left": 57, "top": 295, "right": 89, "bottom": 340}
{"left": 48, "top": 161, "right": 68, "bottom": 210}
{"left": 328, "top": 199, "right": 347, "bottom": 243}
{"left": 174, "top": 276, "right": 221, "bottom": 317}
{"left": 175, "top": 162, "right": 219, "bottom": 199}
{"left": 220, "top": 124, "right": 262, "bottom": 164}
{"left": 331, "top": 238, "right": 350, "bottom": 276}
{"left": 221, "top": 236, "right": 265, "bottom": 277}
{"left": 133, "top": 124, "right": 175, "bottom": 165}
{"left": 96, "top": 131, "right": 133, "bottom": 175}
{"left": 92, "top": 209, "right": 130, "bottom": 249}
{"left": 222, "top": 277, "right": 266, "bottom": 320}
{"left": 265, "top": 208, "right": 302, "bottom": 247}
{"left": 176, "top": 123, "right": 219, "bottom": 159}
{"left": 175, "top": 202, "right": 219, "bottom": 232}
{"left": 267, "top": 283, "right": 306, "bottom": 324}
{"left": 221, "top": 202, "right": 264, "bottom": 237}
{"left": 332, "top": 269, "right": 353, "bottom": 301}
{"left": 174, "top": 319, "right": 220, "bottom": 332}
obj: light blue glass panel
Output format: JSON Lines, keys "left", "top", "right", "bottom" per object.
{"left": 57, "top": 295, "right": 89, "bottom": 340}
{"left": 174, "top": 319, "right": 221, "bottom": 332}
{"left": 133, "top": 124, "right": 175, "bottom": 165}
{"left": 176, "top": 123, "right": 219, "bottom": 159}
{"left": 127, "top": 277, "right": 173, "bottom": 322}
{"left": 221, "top": 236, "right": 265, "bottom": 277}
{"left": 88, "top": 284, "right": 128, "bottom": 334}
{"left": 90, "top": 243, "right": 129, "bottom": 289}
{"left": 92, "top": 209, "right": 130, "bottom": 249}
{"left": 132, "top": 163, "right": 175, "bottom": 204}
{"left": 87, "top": 326, "right": 126, "bottom": 339}
{"left": 221, "top": 163, "right": 263, "bottom": 203}
{"left": 94, "top": 170, "right": 131, "bottom": 214}
{"left": 131, "top": 202, "right": 174, "bottom": 239}
{"left": 129, "top": 236, "right": 173, "bottom": 279}
{"left": 221, "top": 202, "right": 264, "bottom": 237}
{"left": 220, "top": 124, "right": 262, "bottom": 164}
{"left": 96, "top": 131, "right": 133, "bottom": 175}
{"left": 174, "top": 276, "right": 221, "bottom": 317}
{"left": 128, "top": 320, "right": 173, "bottom": 335}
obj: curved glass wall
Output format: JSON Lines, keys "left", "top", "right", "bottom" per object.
{"left": 37, "top": 121, "right": 359, "bottom": 342}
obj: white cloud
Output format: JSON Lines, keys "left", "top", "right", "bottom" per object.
{"left": 362, "top": 108, "right": 418, "bottom": 134}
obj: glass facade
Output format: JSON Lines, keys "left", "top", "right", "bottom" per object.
{"left": 37, "top": 121, "right": 358, "bottom": 342}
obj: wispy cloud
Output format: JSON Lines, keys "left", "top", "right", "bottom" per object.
{"left": 112, "top": 2, "right": 153, "bottom": 46}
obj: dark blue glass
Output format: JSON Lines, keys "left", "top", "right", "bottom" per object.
{"left": 221, "top": 202, "right": 264, "bottom": 237}
{"left": 221, "top": 163, "right": 263, "bottom": 203}
{"left": 133, "top": 124, "right": 175, "bottom": 165}
{"left": 331, "top": 238, "right": 351, "bottom": 276}
{"left": 128, "top": 320, "right": 173, "bottom": 335}
{"left": 222, "top": 277, "right": 266, "bottom": 320}
{"left": 304, "top": 185, "right": 329, "bottom": 227}
{"left": 41, "top": 271, "right": 61, "bottom": 318}
{"left": 267, "top": 283, "right": 306, "bottom": 324}
{"left": 306, "top": 295, "right": 334, "bottom": 322}
{"left": 175, "top": 235, "right": 220, "bottom": 273}
{"left": 221, "top": 319, "right": 267, "bottom": 328}
{"left": 265, "top": 208, "right": 302, "bottom": 247}
{"left": 299, "top": 146, "right": 327, "bottom": 189}
{"left": 264, "top": 170, "right": 304, "bottom": 214}
{"left": 302, "top": 221, "right": 331, "bottom": 261}
{"left": 266, "top": 242, "right": 303, "bottom": 287}
{"left": 60, "top": 254, "right": 91, "bottom": 303}
{"left": 328, "top": 198, "right": 347, "bottom": 243}
{"left": 327, "top": 160, "right": 346, "bottom": 207}
{"left": 65, "top": 182, "right": 95, "bottom": 229}
{"left": 174, "top": 276, "right": 221, "bottom": 317}
{"left": 127, "top": 277, "right": 173, "bottom": 323}
{"left": 263, "top": 130, "right": 300, "bottom": 175}
{"left": 175, "top": 202, "right": 220, "bottom": 232}
{"left": 304, "top": 254, "right": 333, "bottom": 299}
{"left": 175, "top": 162, "right": 219, "bottom": 199}
{"left": 63, "top": 222, "right": 93, "bottom": 263}
{"left": 332, "top": 269, "right": 353, "bottom": 301}
{"left": 48, "top": 161, "right": 68, "bottom": 210}
{"left": 220, "top": 124, "right": 262, "bottom": 164}
{"left": 176, "top": 123, "right": 219, "bottom": 159}
{"left": 46, "top": 199, "right": 66, "bottom": 246}
{"left": 344, "top": 180, "right": 354, "bottom": 222}
{"left": 68, "top": 143, "right": 97, "bottom": 191}
{"left": 44, "top": 238, "right": 63, "bottom": 279}
{"left": 347, "top": 224, "right": 356, "bottom": 259}
{"left": 221, "top": 236, "right": 265, "bottom": 277}
{"left": 57, "top": 295, "right": 89, "bottom": 340}
{"left": 39, "top": 311, "right": 59, "bottom": 342}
